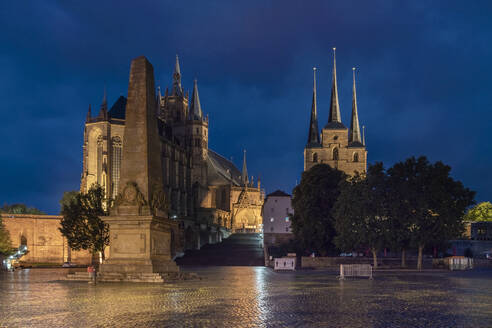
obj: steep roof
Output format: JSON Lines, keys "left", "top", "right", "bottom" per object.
{"left": 108, "top": 96, "right": 127, "bottom": 119}
{"left": 207, "top": 149, "right": 243, "bottom": 186}
{"left": 266, "top": 190, "right": 291, "bottom": 197}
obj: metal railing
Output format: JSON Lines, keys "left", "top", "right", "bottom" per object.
{"left": 339, "top": 264, "right": 373, "bottom": 279}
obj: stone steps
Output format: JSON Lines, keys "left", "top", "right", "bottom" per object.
{"left": 67, "top": 271, "right": 200, "bottom": 283}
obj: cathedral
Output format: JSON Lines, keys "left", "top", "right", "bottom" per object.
{"left": 304, "top": 49, "right": 367, "bottom": 175}
{"left": 80, "top": 55, "right": 264, "bottom": 252}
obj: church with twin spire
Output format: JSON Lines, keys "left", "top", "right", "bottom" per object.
{"left": 304, "top": 49, "right": 367, "bottom": 175}
{"left": 80, "top": 55, "right": 264, "bottom": 252}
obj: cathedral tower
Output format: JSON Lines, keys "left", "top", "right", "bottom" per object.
{"left": 304, "top": 48, "right": 367, "bottom": 175}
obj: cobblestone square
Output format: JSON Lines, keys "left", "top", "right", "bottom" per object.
{"left": 1, "top": 267, "right": 492, "bottom": 328}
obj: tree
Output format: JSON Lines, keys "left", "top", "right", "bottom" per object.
{"left": 59, "top": 191, "right": 79, "bottom": 214}
{"left": 333, "top": 163, "right": 389, "bottom": 268}
{"left": 0, "top": 216, "right": 13, "bottom": 255}
{"left": 387, "top": 157, "right": 475, "bottom": 270}
{"left": 291, "top": 164, "right": 346, "bottom": 256}
{"left": 59, "top": 185, "right": 110, "bottom": 264}
{"left": 464, "top": 202, "right": 492, "bottom": 222}
{"left": 1, "top": 203, "right": 45, "bottom": 215}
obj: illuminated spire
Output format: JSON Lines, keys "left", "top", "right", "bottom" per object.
{"left": 349, "top": 67, "right": 362, "bottom": 144}
{"left": 172, "top": 54, "right": 183, "bottom": 96}
{"left": 86, "top": 104, "right": 92, "bottom": 122}
{"left": 189, "top": 79, "right": 203, "bottom": 120}
{"left": 242, "top": 150, "right": 249, "bottom": 185}
{"left": 307, "top": 67, "right": 320, "bottom": 147}
{"left": 98, "top": 87, "right": 108, "bottom": 119}
{"left": 325, "top": 48, "right": 345, "bottom": 129}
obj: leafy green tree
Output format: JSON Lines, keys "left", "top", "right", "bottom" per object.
{"left": 59, "top": 191, "right": 79, "bottom": 214}
{"left": 387, "top": 156, "right": 475, "bottom": 270}
{"left": 59, "top": 185, "right": 110, "bottom": 264}
{"left": 464, "top": 202, "right": 492, "bottom": 222}
{"left": 0, "top": 216, "right": 13, "bottom": 255}
{"left": 333, "top": 163, "right": 389, "bottom": 268}
{"left": 1, "top": 203, "right": 45, "bottom": 215}
{"left": 291, "top": 164, "right": 346, "bottom": 256}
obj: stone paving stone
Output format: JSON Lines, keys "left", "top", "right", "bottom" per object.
{"left": 1, "top": 267, "right": 492, "bottom": 327}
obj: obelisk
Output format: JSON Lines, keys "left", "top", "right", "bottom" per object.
{"left": 100, "top": 56, "right": 178, "bottom": 279}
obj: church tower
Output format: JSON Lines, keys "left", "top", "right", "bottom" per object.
{"left": 188, "top": 79, "right": 209, "bottom": 187}
{"left": 304, "top": 48, "right": 367, "bottom": 175}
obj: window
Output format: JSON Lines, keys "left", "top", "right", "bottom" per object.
{"left": 97, "top": 135, "right": 103, "bottom": 185}
{"left": 286, "top": 227, "right": 289, "bottom": 232}
{"left": 270, "top": 217, "right": 274, "bottom": 222}
{"left": 333, "top": 147, "right": 339, "bottom": 160}
{"left": 111, "top": 137, "right": 122, "bottom": 197}
{"left": 195, "top": 139, "right": 201, "bottom": 147}
{"left": 270, "top": 227, "right": 274, "bottom": 232}
{"left": 285, "top": 217, "right": 289, "bottom": 222}
{"left": 313, "top": 153, "right": 318, "bottom": 163}
{"left": 353, "top": 152, "right": 359, "bottom": 162}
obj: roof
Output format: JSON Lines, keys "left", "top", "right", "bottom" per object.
{"left": 109, "top": 96, "right": 127, "bottom": 119}
{"left": 266, "top": 190, "right": 291, "bottom": 197}
{"left": 348, "top": 141, "right": 365, "bottom": 148}
{"left": 207, "top": 149, "right": 243, "bottom": 186}
{"left": 324, "top": 121, "right": 347, "bottom": 130}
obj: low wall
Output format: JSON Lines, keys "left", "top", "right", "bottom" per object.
{"left": 301, "top": 256, "right": 433, "bottom": 269}
{"left": 2, "top": 214, "right": 91, "bottom": 265}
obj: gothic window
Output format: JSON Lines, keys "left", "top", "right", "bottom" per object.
{"left": 221, "top": 189, "right": 227, "bottom": 209}
{"left": 111, "top": 137, "right": 122, "bottom": 198}
{"left": 353, "top": 152, "right": 359, "bottom": 162}
{"left": 195, "top": 139, "right": 201, "bottom": 147}
{"left": 333, "top": 148, "right": 339, "bottom": 160}
{"left": 97, "top": 135, "right": 103, "bottom": 185}
{"left": 313, "top": 153, "right": 318, "bottom": 163}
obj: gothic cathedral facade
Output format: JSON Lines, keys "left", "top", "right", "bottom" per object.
{"left": 304, "top": 49, "right": 367, "bottom": 175}
{"left": 80, "top": 56, "right": 264, "bottom": 251}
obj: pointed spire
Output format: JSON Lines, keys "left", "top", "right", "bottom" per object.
{"left": 242, "top": 149, "right": 249, "bottom": 185}
{"left": 86, "top": 104, "right": 92, "bottom": 122}
{"left": 172, "top": 54, "right": 183, "bottom": 97}
{"left": 189, "top": 79, "right": 203, "bottom": 120}
{"left": 98, "top": 87, "right": 108, "bottom": 119}
{"left": 307, "top": 67, "right": 320, "bottom": 147}
{"left": 326, "top": 47, "right": 344, "bottom": 129}
{"left": 362, "top": 125, "right": 366, "bottom": 146}
{"left": 349, "top": 67, "right": 362, "bottom": 144}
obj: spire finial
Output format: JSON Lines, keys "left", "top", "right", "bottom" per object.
{"left": 362, "top": 125, "right": 366, "bottom": 146}
{"left": 99, "top": 87, "right": 108, "bottom": 119}
{"left": 349, "top": 67, "right": 362, "bottom": 144}
{"left": 326, "top": 47, "right": 343, "bottom": 127}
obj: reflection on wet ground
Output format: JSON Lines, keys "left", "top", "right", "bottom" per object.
{"left": 1, "top": 267, "right": 491, "bottom": 327}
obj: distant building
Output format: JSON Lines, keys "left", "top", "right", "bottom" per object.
{"left": 304, "top": 49, "right": 367, "bottom": 175}
{"left": 262, "top": 190, "right": 294, "bottom": 266}
{"left": 471, "top": 221, "right": 492, "bottom": 241}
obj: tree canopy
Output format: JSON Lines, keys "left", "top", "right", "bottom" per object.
{"left": 0, "top": 216, "right": 13, "bottom": 255}
{"left": 333, "top": 163, "right": 389, "bottom": 268}
{"left": 387, "top": 156, "right": 475, "bottom": 269}
{"left": 59, "top": 185, "right": 109, "bottom": 258}
{"left": 1, "top": 203, "right": 44, "bottom": 215}
{"left": 464, "top": 202, "right": 492, "bottom": 222}
{"left": 291, "top": 164, "right": 346, "bottom": 256}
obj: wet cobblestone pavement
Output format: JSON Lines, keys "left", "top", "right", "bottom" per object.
{"left": 1, "top": 267, "right": 492, "bottom": 327}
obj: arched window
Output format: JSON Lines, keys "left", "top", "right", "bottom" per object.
{"left": 313, "top": 153, "right": 318, "bottom": 163}
{"left": 333, "top": 148, "right": 339, "bottom": 160}
{"left": 111, "top": 136, "right": 122, "bottom": 198}
{"left": 353, "top": 152, "right": 359, "bottom": 162}
{"left": 97, "top": 135, "right": 103, "bottom": 185}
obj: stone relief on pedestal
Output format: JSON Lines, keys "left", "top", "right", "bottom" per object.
{"left": 111, "top": 181, "right": 147, "bottom": 215}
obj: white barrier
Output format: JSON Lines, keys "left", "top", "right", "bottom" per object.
{"left": 274, "top": 257, "right": 296, "bottom": 271}
{"left": 448, "top": 257, "right": 473, "bottom": 271}
{"left": 339, "top": 264, "right": 373, "bottom": 279}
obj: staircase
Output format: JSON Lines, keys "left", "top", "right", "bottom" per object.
{"left": 176, "top": 233, "right": 264, "bottom": 266}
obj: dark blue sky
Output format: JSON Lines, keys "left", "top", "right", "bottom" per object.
{"left": 1, "top": 1, "right": 491, "bottom": 214}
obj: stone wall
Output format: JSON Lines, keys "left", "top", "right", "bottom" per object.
{"left": 1, "top": 214, "right": 91, "bottom": 265}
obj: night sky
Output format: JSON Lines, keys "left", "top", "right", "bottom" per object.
{"left": 1, "top": 1, "right": 491, "bottom": 214}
